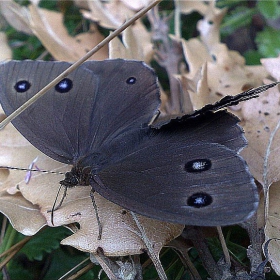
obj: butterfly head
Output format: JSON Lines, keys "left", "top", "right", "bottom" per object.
{"left": 60, "top": 166, "right": 91, "bottom": 187}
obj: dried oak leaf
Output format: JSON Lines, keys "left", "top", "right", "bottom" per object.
{"left": 109, "top": 23, "right": 153, "bottom": 63}
{"left": 175, "top": 0, "right": 221, "bottom": 16}
{"left": 0, "top": 0, "right": 108, "bottom": 61}
{"left": 80, "top": 0, "right": 153, "bottom": 63}
{"left": 17, "top": 158, "right": 183, "bottom": 256}
{"left": 0, "top": 0, "right": 33, "bottom": 35}
{"left": 263, "top": 182, "right": 280, "bottom": 276}
{"left": 240, "top": 81, "right": 280, "bottom": 187}
{"left": 177, "top": 4, "right": 268, "bottom": 118}
{"left": 0, "top": 111, "right": 47, "bottom": 235}
{"left": 261, "top": 55, "right": 280, "bottom": 81}
{"left": 0, "top": 32, "right": 12, "bottom": 61}
{"left": 75, "top": 0, "right": 150, "bottom": 12}
{"left": 77, "top": 0, "right": 136, "bottom": 29}
{"left": 60, "top": 192, "right": 184, "bottom": 256}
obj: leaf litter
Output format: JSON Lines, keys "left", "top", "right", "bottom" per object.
{"left": 1, "top": 0, "right": 280, "bottom": 279}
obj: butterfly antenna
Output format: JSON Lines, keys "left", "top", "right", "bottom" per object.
{"left": 0, "top": 166, "right": 65, "bottom": 175}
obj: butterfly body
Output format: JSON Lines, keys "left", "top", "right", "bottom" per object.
{"left": 0, "top": 59, "right": 259, "bottom": 226}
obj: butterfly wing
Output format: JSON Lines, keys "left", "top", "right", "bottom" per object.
{"left": 0, "top": 59, "right": 160, "bottom": 164}
{"left": 93, "top": 111, "right": 258, "bottom": 226}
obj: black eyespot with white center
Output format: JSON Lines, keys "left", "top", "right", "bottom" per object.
{"left": 55, "top": 78, "right": 73, "bottom": 93}
{"left": 14, "top": 80, "right": 31, "bottom": 93}
{"left": 126, "top": 77, "right": 136, "bottom": 84}
{"left": 187, "top": 193, "right": 213, "bottom": 208}
{"left": 184, "top": 159, "right": 212, "bottom": 173}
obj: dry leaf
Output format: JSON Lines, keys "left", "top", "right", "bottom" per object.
{"left": 61, "top": 193, "right": 183, "bottom": 256}
{"left": 0, "top": 109, "right": 47, "bottom": 234}
{"left": 264, "top": 182, "right": 280, "bottom": 275}
{"left": 109, "top": 23, "right": 153, "bottom": 62}
{"left": 197, "top": 5, "right": 227, "bottom": 48}
{"left": 0, "top": 1, "right": 108, "bottom": 61}
{"left": 122, "top": 0, "right": 151, "bottom": 11}
{"left": 175, "top": 63, "right": 210, "bottom": 113}
{"left": 175, "top": 0, "right": 220, "bottom": 15}
{"left": 0, "top": 32, "right": 12, "bottom": 61}
{"left": 0, "top": 0, "right": 33, "bottom": 35}
{"left": 28, "top": 4, "right": 107, "bottom": 61}
{"left": 261, "top": 55, "right": 280, "bottom": 81}
{"left": 175, "top": 4, "right": 268, "bottom": 118}
{"left": 78, "top": 0, "right": 135, "bottom": 29}
{"left": 241, "top": 82, "right": 280, "bottom": 187}
{"left": 81, "top": 2, "right": 153, "bottom": 62}
{"left": 181, "top": 38, "right": 211, "bottom": 80}
{"left": 16, "top": 163, "right": 183, "bottom": 256}
{"left": 0, "top": 181, "right": 45, "bottom": 236}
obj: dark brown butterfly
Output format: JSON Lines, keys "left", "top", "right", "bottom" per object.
{"left": 0, "top": 59, "right": 273, "bottom": 226}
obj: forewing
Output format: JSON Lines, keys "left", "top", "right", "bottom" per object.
{"left": 0, "top": 59, "right": 160, "bottom": 164}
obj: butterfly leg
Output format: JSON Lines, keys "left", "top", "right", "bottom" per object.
{"left": 47, "top": 185, "right": 68, "bottom": 225}
{"left": 90, "top": 189, "right": 102, "bottom": 240}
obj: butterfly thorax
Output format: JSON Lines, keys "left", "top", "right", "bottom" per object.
{"left": 60, "top": 166, "right": 92, "bottom": 188}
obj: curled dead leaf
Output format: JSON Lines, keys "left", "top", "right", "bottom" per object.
{"left": 0, "top": 1, "right": 108, "bottom": 61}
{"left": 241, "top": 81, "right": 280, "bottom": 187}
{"left": 0, "top": 0, "right": 33, "bottom": 35}
{"left": 109, "top": 23, "right": 153, "bottom": 63}
{"left": 0, "top": 32, "right": 12, "bottom": 61}
{"left": 264, "top": 182, "right": 280, "bottom": 275}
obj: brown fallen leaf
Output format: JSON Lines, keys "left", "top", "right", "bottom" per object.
{"left": 0, "top": 110, "right": 47, "bottom": 234}
{"left": 261, "top": 55, "right": 280, "bottom": 81}
{"left": 0, "top": 0, "right": 33, "bottom": 35}
{"left": 79, "top": 1, "right": 153, "bottom": 63}
{"left": 241, "top": 81, "right": 280, "bottom": 187}
{"left": 175, "top": 0, "right": 220, "bottom": 16}
{"left": 61, "top": 193, "right": 183, "bottom": 257}
{"left": 78, "top": 0, "right": 135, "bottom": 29}
{"left": 264, "top": 182, "right": 280, "bottom": 275}
{"left": 168, "top": 3, "right": 268, "bottom": 117}
{"left": 0, "top": 32, "right": 12, "bottom": 61}
{"left": 109, "top": 23, "right": 153, "bottom": 63}
{"left": 0, "top": 1, "right": 108, "bottom": 61}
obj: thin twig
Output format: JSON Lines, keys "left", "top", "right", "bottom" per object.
{"left": 94, "top": 250, "right": 118, "bottom": 280}
{"left": 0, "top": 236, "right": 32, "bottom": 270}
{"left": 58, "top": 257, "right": 93, "bottom": 280}
{"left": 263, "top": 117, "right": 280, "bottom": 220}
{"left": 217, "top": 226, "right": 231, "bottom": 267}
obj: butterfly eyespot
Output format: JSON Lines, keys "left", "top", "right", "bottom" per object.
{"left": 126, "top": 77, "right": 136, "bottom": 85}
{"left": 187, "top": 193, "right": 213, "bottom": 208}
{"left": 14, "top": 80, "right": 31, "bottom": 93}
{"left": 55, "top": 78, "right": 73, "bottom": 93}
{"left": 184, "top": 159, "right": 212, "bottom": 173}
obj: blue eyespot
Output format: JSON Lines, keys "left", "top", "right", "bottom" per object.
{"left": 126, "top": 77, "right": 136, "bottom": 85}
{"left": 14, "top": 80, "right": 31, "bottom": 93}
{"left": 185, "top": 159, "right": 212, "bottom": 173}
{"left": 55, "top": 78, "right": 73, "bottom": 93}
{"left": 187, "top": 193, "right": 212, "bottom": 208}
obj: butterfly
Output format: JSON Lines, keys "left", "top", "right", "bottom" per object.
{"left": 0, "top": 59, "right": 270, "bottom": 226}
